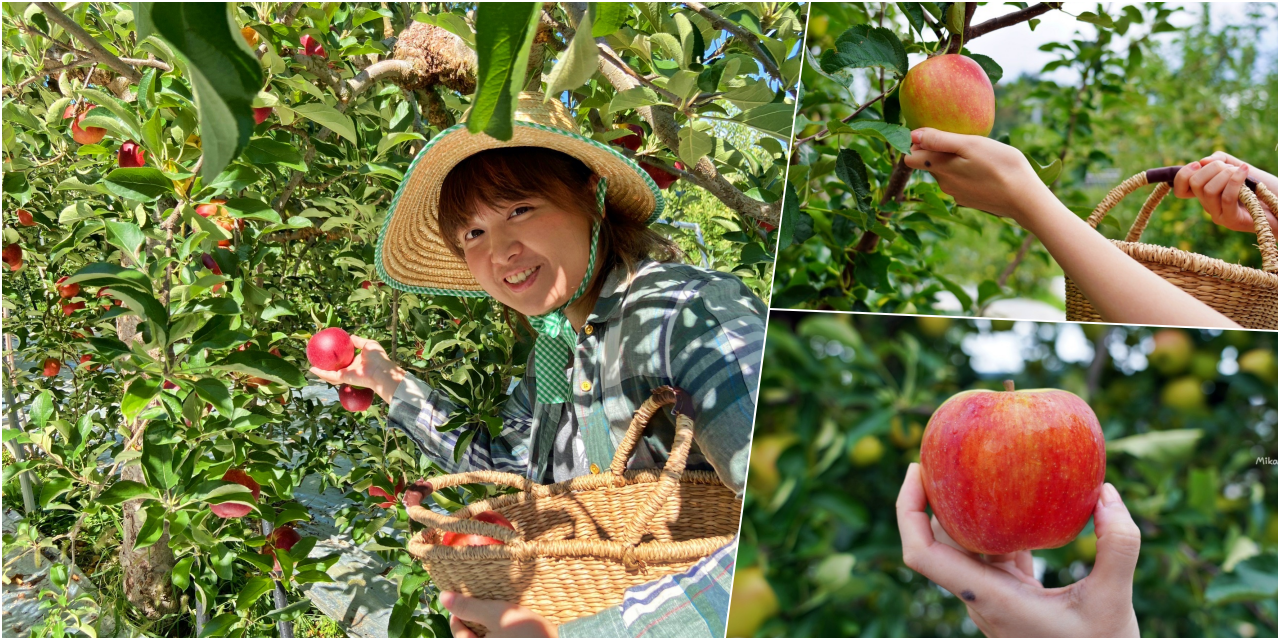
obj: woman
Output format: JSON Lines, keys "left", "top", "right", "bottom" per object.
{"left": 905, "top": 129, "right": 1277, "bottom": 329}
{"left": 310, "top": 93, "right": 763, "bottom": 637}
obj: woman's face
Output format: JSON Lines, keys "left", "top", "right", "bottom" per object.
{"left": 457, "top": 195, "right": 594, "bottom": 316}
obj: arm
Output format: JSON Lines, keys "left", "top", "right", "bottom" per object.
{"left": 904, "top": 129, "right": 1241, "bottom": 329}
{"left": 308, "top": 335, "right": 533, "bottom": 474}
{"left": 665, "top": 276, "right": 767, "bottom": 498}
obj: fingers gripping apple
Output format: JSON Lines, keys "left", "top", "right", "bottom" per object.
{"left": 919, "top": 380, "right": 1105, "bottom": 555}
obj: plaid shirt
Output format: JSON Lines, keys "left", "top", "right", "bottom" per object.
{"left": 386, "top": 260, "right": 763, "bottom": 636}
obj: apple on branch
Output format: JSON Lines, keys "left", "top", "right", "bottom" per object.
{"left": 900, "top": 54, "right": 995, "bottom": 137}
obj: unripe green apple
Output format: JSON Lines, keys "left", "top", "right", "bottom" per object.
{"left": 727, "top": 567, "right": 779, "bottom": 638}
{"left": 1161, "top": 376, "right": 1205, "bottom": 411}
{"left": 1238, "top": 349, "right": 1277, "bottom": 384}
{"left": 899, "top": 54, "right": 994, "bottom": 136}
{"left": 1149, "top": 329, "right": 1192, "bottom": 375}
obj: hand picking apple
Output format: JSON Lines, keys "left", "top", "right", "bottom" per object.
{"left": 306, "top": 329, "right": 406, "bottom": 408}
{"left": 905, "top": 128, "right": 1240, "bottom": 329}
{"left": 897, "top": 463, "right": 1141, "bottom": 637}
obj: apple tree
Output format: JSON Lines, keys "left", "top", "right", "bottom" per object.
{"left": 1, "top": 2, "right": 800, "bottom": 636}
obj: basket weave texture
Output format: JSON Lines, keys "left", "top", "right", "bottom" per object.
{"left": 406, "top": 387, "right": 741, "bottom": 628}
{"left": 1065, "top": 171, "right": 1278, "bottom": 329}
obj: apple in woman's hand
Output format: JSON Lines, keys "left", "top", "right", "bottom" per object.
{"left": 919, "top": 380, "right": 1105, "bottom": 555}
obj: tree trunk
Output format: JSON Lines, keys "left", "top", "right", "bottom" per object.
{"left": 115, "top": 312, "right": 179, "bottom": 618}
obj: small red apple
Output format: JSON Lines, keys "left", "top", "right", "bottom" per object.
{"left": 442, "top": 510, "right": 514, "bottom": 546}
{"left": 241, "top": 26, "right": 260, "bottom": 48}
{"left": 211, "top": 468, "right": 261, "bottom": 519}
{"left": 307, "top": 327, "right": 355, "bottom": 371}
{"left": 919, "top": 381, "right": 1105, "bottom": 555}
{"left": 42, "top": 357, "right": 61, "bottom": 377}
{"left": 195, "top": 199, "right": 226, "bottom": 218}
{"left": 217, "top": 239, "right": 232, "bottom": 248}
{"left": 163, "top": 380, "right": 178, "bottom": 390}
{"left": 16, "top": 209, "right": 34, "bottom": 226}
{"left": 62, "top": 102, "right": 77, "bottom": 120}
{"left": 56, "top": 276, "right": 80, "bottom": 299}
{"left": 270, "top": 347, "right": 283, "bottom": 357}
{"left": 79, "top": 354, "right": 97, "bottom": 371}
{"left": 360, "top": 280, "right": 372, "bottom": 289}
{"left": 368, "top": 476, "right": 405, "bottom": 508}
{"left": 61, "top": 301, "right": 85, "bottom": 316}
{"left": 265, "top": 524, "right": 301, "bottom": 571}
{"left": 3, "top": 244, "right": 22, "bottom": 271}
{"left": 614, "top": 124, "right": 644, "bottom": 151}
{"left": 253, "top": 107, "right": 272, "bottom": 124}
{"left": 117, "top": 140, "right": 146, "bottom": 167}
{"left": 300, "top": 34, "right": 326, "bottom": 57}
{"left": 200, "top": 253, "right": 223, "bottom": 275}
{"left": 338, "top": 384, "right": 374, "bottom": 412}
{"left": 71, "top": 111, "right": 106, "bottom": 144}
{"left": 899, "top": 54, "right": 995, "bottom": 136}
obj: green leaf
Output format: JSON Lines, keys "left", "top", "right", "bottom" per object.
{"left": 608, "top": 86, "right": 663, "bottom": 113}
{"left": 222, "top": 197, "right": 281, "bottom": 224}
{"left": 211, "top": 350, "right": 306, "bottom": 387}
{"left": 142, "top": 426, "right": 179, "bottom": 492}
{"left": 237, "top": 576, "right": 275, "bottom": 612}
{"left": 966, "top": 53, "right": 1003, "bottom": 84}
{"left": 291, "top": 103, "right": 358, "bottom": 144}
{"left": 415, "top": 11, "right": 475, "bottom": 46}
{"left": 592, "top": 3, "right": 629, "bottom": 37}
{"left": 1107, "top": 429, "right": 1203, "bottom": 462}
{"left": 263, "top": 600, "right": 311, "bottom": 622}
{"left": 40, "top": 477, "right": 73, "bottom": 508}
{"left": 77, "top": 88, "right": 143, "bottom": 138}
{"left": 171, "top": 556, "right": 195, "bottom": 590}
{"left": 832, "top": 121, "right": 912, "bottom": 154}
{"left": 29, "top": 391, "right": 54, "bottom": 429}
{"left": 105, "top": 220, "right": 145, "bottom": 266}
{"left": 102, "top": 167, "right": 173, "bottom": 202}
{"left": 544, "top": 6, "right": 600, "bottom": 98}
{"left": 835, "top": 149, "right": 871, "bottom": 212}
{"left": 819, "top": 25, "right": 908, "bottom": 76}
{"left": 1076, "top": 11, "right": 1115, "bottom": 29}
{"left": 150, "top": 3, "right": 264, "bottom": 182}
{"left": 193, "top": 378, "right": 234, "bottom": 417}
{"left": 122, "top": 377, "right": 163, "bottom": 421}
{"left": 201, "top": 612, "right": 240, "bottom": 638}
{"left": 66, "top": 262, "right": 155, "bottom": 293}
{"left": 977, "top": 279, "right": 1003, "bottom": 308}
{"left": 244, "top": 138, "right": 307, "bottom": 171}
{"left": 376, "top": 131, "right": 425, "bottom": 157}
{"left": 1021, "top": 150, "right": 1063, "bottom": 186}
{"left": 468, "top": 3, "right": 543, "bottom": 141}
{"left": 676, "top": 127, "right": 713, "bottom": 166}
{"left": 99, "top": 480, "right": 157, "bottom": 505}
{"left": 734, "top": 103, "right": 795, "bottom": 140}
{"left": 779, "top": 184, "right": 812, "bottom": 249}
{"left": 106, "top": 285, "right": 170, "bottom": 345}
{"left": 721, "top": 79, "right": 775, "bottom": 111}
{"left": 88, "top": 336, "right": 134, "bottom": 360}
{"left": 901, "top": 3, "right": 926, "bottom": 35}
{"left": 134, "top": 502, "right": 167, "bottom": 551}
{"left": 1206, "top": 555, "right": 1278, "bottom": 604}
{"left": 3, "top": 172, "right": 31, "bottom": 205}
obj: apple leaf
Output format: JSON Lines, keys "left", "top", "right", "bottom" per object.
{"left": 778, "top": 183, "right": 813, "bottom": 249}
{"left": 608, "top": 86, "right": 663, "bottom": 113}
{"left": 290, "top": 103, "right": 358, "bottom": 144}
{"left": 98, "top": 480, "right": 157, "bottom": 505}
{"left": 237, "top": 576, "right": 275, "bottom": 612}
{"left": 210, "top": 350, "right": 306, "bottom": 387}
{"left": 734, "top": 102, "right": 796, "bottom": 141}
{"left": 830, "top": 120, "right": 912, "bottom": 154}
{"left": 122, "top": 376, "right": 162, "bottom": 421}
{"left": 1021, "top": 150, "right": 1063, "bottom": 186}
{"left": 193, "top": 377, "right": 234, "bottom": 417}
{"left": 468, "top": 3, "right": 543, "bottom": 141}
{"left": 1107, "top": 428, "right": 1203, "bottom": 461}
{"left": 244, "top": 138, "right": 307, "bottom": 172}
{"left": 544, "top": 5, "right": 599, "bottom": 99}
{"left": 966, "top": 53, "right": 1004, "bottom": 84}
{"left": 819, "top": 25, "right": 908, "bottom": 76}
{"left": 102, "top": 167, "right": 174, "bottom": 202}
{"left": 65, "top": 262, "right": 156, "bottom": 293}
{"left": 676, "top": 127, "right": 713, "bottom": 166}
{"left": 835, "top": 149, "right": 872, "bottom": 213}
{"left": 1205, "top": 555, "right": 1278, "bottom": 604}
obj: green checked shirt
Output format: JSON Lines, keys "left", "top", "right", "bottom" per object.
{"left": 387, "top": 259, "right": 764, "bottom": 636}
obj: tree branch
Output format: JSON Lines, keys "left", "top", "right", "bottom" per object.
{"left": 967, "top": 2, "right": 1060, "bottom": 40}
{"left": 682, "top": 1, "right": 783, "bottom": 85}
{"left": 796, "top": 81, "right": 899, "bottom": 145}
{"left": 34, "top": 2, "right": 141, "bottom": 83}
{"left": 346, "top": 59, "right": 413, "bottom": 100}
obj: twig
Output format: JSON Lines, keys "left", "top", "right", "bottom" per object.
{"left": 345, "top": 59, "right": 414, "bottom": 101}
{"left": 796, "top": 82, "right": 899, "bottom": 145}
{"left": 682, "top": 1, "right": 784, "bottom": 84}
{"left": 996, "top": 235, "right": 1036, "bottom": 288}
{"left": 967, "top": 2, "right": 1060, "bottom": 40}
{"left": 34, "top": 3, "right": 141, "bottom": 83}
{"left": 118, "top": 55, "right": 171, "bottom": 72}
{"left": 596, "top": 45, "right": 684, "bottom": 105}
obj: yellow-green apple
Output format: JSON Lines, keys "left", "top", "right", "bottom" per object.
{"left": 919, "top": 381, "right": 1105, "bottom": 555}
{"left": 1238, "top": 349, "right": 1276, "bottom": 384}
{"left": 900, "top": 54, "right": 994, "bottom": 136}
{"left": 1149, "top": 329, "right": 1192, "bottom": 375}
{"left": 726, "top": 566, "right": 779, "bottom": 638}
{"left": 1161, "top": 376, "right": 1205, "bottom": 410}
{"left": 849, "top": 435, "right": 885, "bottom": 466}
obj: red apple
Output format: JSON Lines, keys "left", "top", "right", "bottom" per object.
{"left": 16, "top": 209, "right": 34, "bottom": 226}
{"left": 241, "top": 26, "right": 260, "bottom": 48}
{"left": 265, "top": 524, "right": 301, "bottom": 572}
{"left": 217, "top": 239, "right": 232, "bottom": 248}
{"left": 62, "top": 301, "right": 85, "bottom": 316}
{"left": 614, "top": 124, "right": 644, "bottom": 151}
{"left": 307, "top": 327, "right": 355, "bottom": 371}
{"left": 42, "top": 357, "right": 61, "bottom": 377}
{"left": 211, "top": 468, "right": 260, "bottom": 518}
{"left": 71, "top": 112, "right": 106, "bottom": 144}
{"left": 338, "top": 384, "right": 374, "bottom": 412}
{"left": 195, "top": 199, "right": 226, "bottom": 218}
{"left": 270, "top": 347, "right": 283, "bottom": 357}
{"left": 253, "top": 107, "right": 272, "bottom": 124}
{"left": 368, "top": 476, "right": 405, "bottom": 508}
{"left": 118, "top": 140, "right": 146, "bottom": 167}
{"left": 163, "top": 380, "right": 178, "bottom": 390}
{"left": 79, "top": 354, "right": 97, "bottom": 371}
{"left": 201, "top": 253, "right": 223, "bottom": 275}
{"left": 3, "top": 244, "right": 22, "bottom": 271}
{"left": 643, "top": 163, "right": 679, "bottom": 190}
{"left": 300, "top": 34, "right": 326, "bottom": 57}
{"left": 919, "top": 381, "right": 1105, "bottom": 555}
{"left": 62, "top": 102, "right": 77, "bottom": 120}
{"left": 442, "top": 510, "right": 515, "bottom": 547}
{"left": 360, "top": 280, "right": 372, "bottom": 289}
{"left": 899, "top": 54, "right": 995, "bottom": 136}
{"left": 56, "top": 276, "right": 80, "bottom": 299}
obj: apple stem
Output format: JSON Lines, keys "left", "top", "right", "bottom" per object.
{"left": 1004, "top": 380, "right": 1015, "bottom": 392}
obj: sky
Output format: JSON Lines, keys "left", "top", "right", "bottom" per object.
{"left": 961, "top": 1, "right": 1279, "bottom": 86}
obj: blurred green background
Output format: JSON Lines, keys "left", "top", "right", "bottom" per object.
{"left": 731, "top": 312, "right": 1278, "bottom": 637}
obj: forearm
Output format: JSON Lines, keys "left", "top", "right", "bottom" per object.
{"left": 387, "top": 373, "right": 531, "bottom": 474}
{"left": 1021, "top": 196, "right": 1241, "bottom": 329}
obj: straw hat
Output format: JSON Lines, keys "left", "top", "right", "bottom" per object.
{"left": 375, "top": 92, "right": 666, "bottom": 296}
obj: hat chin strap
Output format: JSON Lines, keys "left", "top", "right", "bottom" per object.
{"left": 527, "top": 178, "right": 607, "bottom": 404}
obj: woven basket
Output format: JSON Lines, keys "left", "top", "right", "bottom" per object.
{"left": 1065, "top": 166, "right": 1278, "bottom": 329}
{"left": 405, "top": 387, "right": 740, "bottom": 632}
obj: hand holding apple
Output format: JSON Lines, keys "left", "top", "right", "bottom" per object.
{"left": 897, "top": 464, "right": 1141, "bottom": 637}
{"left": 307, "top": 333, "right": 405, "bottom": 405}
{"left": 903, "top": 128, "right": 1050, "bottom": 226}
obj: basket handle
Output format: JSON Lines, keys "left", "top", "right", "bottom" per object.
{"left": 606, "top": 387, "right": 700, "bottom": 547}
{"left": 1085, "top": 169, "right": 1278, "bottom": 273}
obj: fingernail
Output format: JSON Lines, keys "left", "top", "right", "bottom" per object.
{"left": 439, "top": 591, "right": 456, "bottom": 609}
{"left": 911, "top": 130, "right": 922, "bottom": 143}
{"left": 1100, "top": 483, "right": 1121, "bottom": 506}
{"left": 1238, "top": 164, "right": 1250, "bottom": 174}
{"left": 1187, "top": 162, "right": 1201, "bottom": 170}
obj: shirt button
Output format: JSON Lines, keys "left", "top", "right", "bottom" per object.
{"left": 579, "top": 380, "right": 592, "bottom": 392}
{"left": 584, "top": 324, "right": 594, "bottom": 335}
{"left": 590, "top": 463, "right": 601, "bottom": 474}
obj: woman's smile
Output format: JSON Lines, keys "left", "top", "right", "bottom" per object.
{"left": 502, "top": 265, "right": 541, "bottom": 292}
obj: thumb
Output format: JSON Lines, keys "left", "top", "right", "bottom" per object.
{"left": 1087, "top": 483, "right": 1141, "bottom": 597}
{"left": 348, "top": 335, "right": 383, "bottom": 352}
{"left": 911, "top": 128, "right": 970, "bottom": 156}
